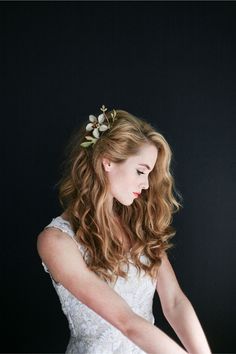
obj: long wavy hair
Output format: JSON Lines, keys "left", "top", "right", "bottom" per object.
{"left": 58, "top": 109, "right": 182, "bottom": 283}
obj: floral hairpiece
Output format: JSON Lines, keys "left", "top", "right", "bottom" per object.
{"left": 80, "top": 105, "right": 117, "bottom": 148}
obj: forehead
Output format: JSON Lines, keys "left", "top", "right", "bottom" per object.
{"left": 127, "top": 144, "right": 158, "bottom": 169}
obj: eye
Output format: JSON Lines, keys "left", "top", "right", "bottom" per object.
{"left": 136, "top": 170, "right": 144, "bottom": 175}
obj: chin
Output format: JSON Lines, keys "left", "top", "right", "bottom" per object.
{"left": 115, "top": 197, "right": 133, "bottom": 206}
{"left": 124, "top": 201, "right": 133, "bottom": 206}
{"left": 123, "top": 198, "right": 135, "bottom": 206}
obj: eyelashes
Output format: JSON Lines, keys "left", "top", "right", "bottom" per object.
{"left": 136, "top": 170, "right": 144, "bottom": 175}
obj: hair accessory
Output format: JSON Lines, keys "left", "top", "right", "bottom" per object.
{"left": 80, "top": 105, "right": 117, "bottom": 148}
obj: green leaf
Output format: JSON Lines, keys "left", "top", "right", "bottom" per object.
{"left": 80, "top": 142, "right": 93, "bottom": 147}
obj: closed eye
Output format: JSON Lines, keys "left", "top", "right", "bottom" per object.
{"left": 136, "top": 170, "right": 144, "bottom": 175}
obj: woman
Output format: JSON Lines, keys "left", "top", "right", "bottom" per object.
{"left": 37, "top": 106, "right": 211, "bottom": 354}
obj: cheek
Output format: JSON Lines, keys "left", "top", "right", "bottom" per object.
{"left": 109, "top": 170, "right": 135, "bottom": 194}
{"left": 120, "top": 172, "right": 137, "bottom": 191}
{"left": 108, "top": 171, "right": 123, "bottom": 192}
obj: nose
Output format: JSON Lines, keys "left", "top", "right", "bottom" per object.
{"left": 140, "top": 176, "right": 149, "bottom": 190}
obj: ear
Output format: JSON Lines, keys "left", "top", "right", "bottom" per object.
{"left": 102, "top": 157, "right": 112, "bottom": 172}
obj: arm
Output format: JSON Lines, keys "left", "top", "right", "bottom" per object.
{"left": 37, "top": 229, "right": 187, "bottom": 354}
{"left": 156, "top": 252, "right": 211, "bottom": 354}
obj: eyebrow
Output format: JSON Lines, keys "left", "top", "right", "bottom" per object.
{"left": 138, "top": 163, "right": 151, "bottom": 170}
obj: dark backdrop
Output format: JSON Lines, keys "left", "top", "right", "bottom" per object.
{"left": 1, "top": 1, "right": 236, "bottom": 353}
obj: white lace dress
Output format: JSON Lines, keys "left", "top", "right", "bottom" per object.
{"left": 41, "top": 216, "right": 157, "bottom": 354}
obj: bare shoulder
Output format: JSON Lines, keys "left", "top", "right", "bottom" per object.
{"left": 37, "top": 226, "right": 88, "bottom": 282}
{"left": 37, "top": 226, "right": 85, "bottom": 262}
{"left": 37, "top": 227, "right": 74, "bottom": 258}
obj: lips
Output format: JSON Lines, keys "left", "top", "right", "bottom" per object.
{"left": 133, "top": 192, "right": 141, "bottom": 197}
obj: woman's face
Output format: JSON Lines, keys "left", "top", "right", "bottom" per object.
{"left": 103, "top": 144, "right": 158, "bottom": 206}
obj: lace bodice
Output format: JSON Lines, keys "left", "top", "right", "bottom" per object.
{"left": 41, "top": 216, "right": 157, "bottom": 354}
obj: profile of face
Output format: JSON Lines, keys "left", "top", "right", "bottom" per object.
{"left": 102, "top": 144, "right": 158, "bottom": 207}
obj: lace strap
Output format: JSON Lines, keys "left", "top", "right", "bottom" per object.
{"left": 45, "top": 216, "right": 75, "bottom": 237}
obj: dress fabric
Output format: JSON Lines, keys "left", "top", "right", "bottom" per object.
{"left": 42, "top": 216, "right": 157, "bottom": 354}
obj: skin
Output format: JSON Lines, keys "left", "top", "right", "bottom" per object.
{"left": 102, "top": 143, "right": 158, "bottom": 212}
{"left": 37, "top": 143, "right": 211, "bottom": 353}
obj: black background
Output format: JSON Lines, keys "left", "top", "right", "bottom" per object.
{"left": 1, "top": 1, "right": 236, "bottom": 353}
